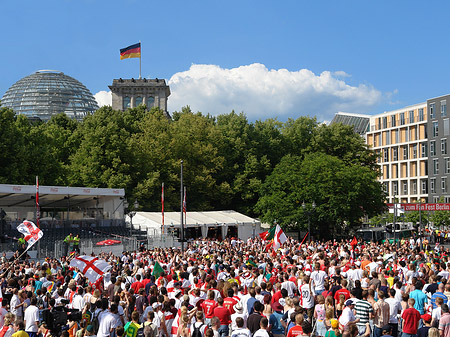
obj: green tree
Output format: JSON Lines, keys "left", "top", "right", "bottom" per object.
{"left": 256, "top": 152, "right": 386, "bottom": 237}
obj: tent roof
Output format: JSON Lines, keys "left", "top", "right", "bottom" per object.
{"left": 131, "top": 210, "right": 260, "bottom": 229}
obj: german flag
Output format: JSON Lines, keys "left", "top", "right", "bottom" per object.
{"left": 120, "top": 43, "right": 141, "bottom": 60}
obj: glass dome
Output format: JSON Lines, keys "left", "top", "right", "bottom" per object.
{"left": 1, "top": 70, "right": 99, "bottom": 122}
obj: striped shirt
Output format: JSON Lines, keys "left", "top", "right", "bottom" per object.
{"left": 355, "top": 299, "right": 373, "bottom": 325}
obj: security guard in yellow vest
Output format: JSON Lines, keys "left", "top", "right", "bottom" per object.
{"left": 73, "top": 234, "right": 80, "bottom": 253}
{"left": 64, "top": 233, "right": 73, "bottom": 256}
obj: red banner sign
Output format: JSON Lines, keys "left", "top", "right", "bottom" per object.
{"left": 387, "top": 203, "right": 450, "bottom": 211}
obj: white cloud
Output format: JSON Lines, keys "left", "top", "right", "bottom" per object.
{"left": 168, "top": 63, "right": 384, "bottom": 121}
{"left": 94, "top": 90, "right": 112, "bottom": 107}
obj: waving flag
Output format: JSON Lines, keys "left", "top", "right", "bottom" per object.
{"left": 120, "top": 43, "right": 141, "bottom": 60}
{"left": 17, "top": 220, "right": 43, "bottom": 249}
{"left": 70, "top": 255, "right": 111, "bottom": 284}
{"left": 152, "top": 261, "right": 164, "bottom": 279}
{"left": 273, "top": 225, "right": 287, "bottom": 250}
{"left": 259, "top": 226, "right": 276, "bottom": 241}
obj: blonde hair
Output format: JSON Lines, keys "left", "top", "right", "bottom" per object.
{"left": 325, "top": 308, "right": 334, "bottom": 320}
{"left": 4, "top": 313, "right": 15, "bottom": 326}
{"left": 429, "top": 328, "right": 439, "bottom": 337}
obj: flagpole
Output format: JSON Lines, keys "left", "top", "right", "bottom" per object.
{"left": 139, "top": 40, "right": 142, "bottom": 79}
{"left": 36, "top": 176, "right": 40, "bottom": 261}
{"left": 162, "top": 183, "right": 164, "bottom": 234}
{"left": 180, "top": 161, "right": 184, "bottom": 252}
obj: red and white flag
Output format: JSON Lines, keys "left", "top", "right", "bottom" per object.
{"left": 0, "top": 286, "right": 3, "bottom": 308}
{"left": 70, "top": 255, "right": 111, "bottom": 284}
{"left": 273, "top": 224, "right": 287, "bottom": 250}
{"left": 17, "top": 220, "right": 43, "bottom": 249}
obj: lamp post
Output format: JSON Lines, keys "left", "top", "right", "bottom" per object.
{"left": 128, "top": 199, "right": 139, "bottom": 238}
{"left": 302, "top": 201, "right": 316, "bottom": 243}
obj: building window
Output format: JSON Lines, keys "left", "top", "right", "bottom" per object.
{"left": 393, "top": 147, "right": 398, "bottom": 161}
{"left": 431, "top": 178, "right": 436, "bottom": 193}
{"left": 147, "top": 96, "right": 155, "bottom": 107}
{"left": 403, "top": 146, "right": 408, "bottom": 160}
{"left": 421, "top": 142, "right": 428, "bottom": 157}
{"left": 402, "top": 181, "right": 408, "bottom": 195}
{"left": 123, "top": 96, "right": 131, "bottom": 110}
{"left": 433, "top": 121, "right": 439, "bottom": 137}
{"left": 413, "top": 144, "right": 417, "bottom": 159}
{"left": 383, "top": 182, "right": 389, "bottom": 194}
{"left": 383, "top": 117, "right": 387, "bottom": 129}
{"left": 135, "top": 96, "right": 143, "bottom": 106}
{"left": 430, "top": 141, "right": 436, "bottom": 156}
{"left": 400, "top": 113, "right": 405, "bottom": 125}
{"left": 446, "top": 157, "right": 450, "bottom": 174}
{"left": 433, "top": 159, "right": 439, "bottom": 175}
{"left": 412, "top": 181, "right": 417, "bottom": 194}
{"left": 419, "top": 108, "right": 424, "bottom": 121}
{"left": 444, "top": 119, "right": 450, "bottom": 136}
{"left": 434, "top": 196, "right": 440, "bottom": 202}
{"left": 442, "top": 139, "right": 447, "bottom": 155}
{"left": 391, "top": 115, "right": 396, "bottom": 127}
{"left": 383, "top": 149, "right": 389, "bottom": 162}
{"left": 430, "top": 103, "right": 435, "bottom": 119}
{"left": 392, "top": 181, "right": 398, "bottom": 195}
{"left": 421, "top": 180, "right": 428, "bottom": 194}
{"left": 442, "top": 177, "right": 447, "bottom": 193}
{"left": 409, "top": 110, "right": 415, "bottom": 123}
{"left": 442, "top": 100, "right": 447, "bottom": 117}
{"left": 386, "top": 130, "right": 390, "bottom": 145}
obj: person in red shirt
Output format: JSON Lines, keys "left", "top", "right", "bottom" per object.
{"left": 333, "top": 280, "right": 351, "bottom": 305}
{"left": 401, "top": 298, "right": 421, "bottom": 336}
{"left": 201, "top": 290, "right": 217, "bottom": 326}
{"left": 271, "top": 283, "right": 283, "bottom": 304}
{"left": 223, "top": 288, "right": 238, "bottom": 315}
{"left": 131, "top": 274, "right": 144, "bottom": 294}
{"left": 213, "top": 297, "right": 231, "bottom": 337}
{"left": 286, "top": 313, "right": 304, "bottom": 337}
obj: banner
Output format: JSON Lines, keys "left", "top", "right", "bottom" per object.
{"left": 387, "top": 203, "right": 450, "bottom": 212}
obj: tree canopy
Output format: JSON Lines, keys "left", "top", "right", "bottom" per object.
{"left": 0, "top": 106, "right": 385, "bottom": 235}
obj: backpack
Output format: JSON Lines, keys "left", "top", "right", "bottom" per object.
{"left": 136, "top": 327, "right": 145, "bottom": 337}
{"left": 192, "top": 323, "right": 204, "bottom": 337}
{"left": 91, "top": 310, "right": 101, "bottom": 334}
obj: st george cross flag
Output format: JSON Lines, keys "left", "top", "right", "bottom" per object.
{"left": 273, "top": 224, "right": 287, "bottom": 250}
{"left": 17, "top": 220, "right": 43, "bottom": 250}
{"left": 70, "top": 255, "right": 111, "bottom": 284}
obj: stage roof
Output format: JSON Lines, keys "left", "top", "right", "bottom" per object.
{"left": 0, "top": 184, "right": 125, "bottom": 209}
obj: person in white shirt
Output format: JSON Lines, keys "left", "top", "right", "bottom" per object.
{"left": 299, "top": 275, "right": 314, "bottom": 322}
{"left": 253, "top": 317, "right": 270, "bottom": 337}
{"left": 71, "top": 287, "right": 85, "bottom": 311}
{"left": 190, "top": 311, "right": 208, "bottom": 337}
{"left": 281, "top": 275, "right": 297, "bottom": 298}
{"left": 385, "top": 288, "right": 402, "bottom": 336}
{"left": 10, "top": 289, "right": 24, "bottom": 320}
{"left": 310, "top": 263, "right": 327, "bottom": 295}
{"left": 231, "top": 302, "right": 248, "bottom": 332}
{"left": 97, "top": 304, "right": 119, "bottom": 337}
{"left": 339, "top": 299, "right": 360, "bottom": 331}
{"left": 24, "top": 297, "right": 40, "bottom": 336}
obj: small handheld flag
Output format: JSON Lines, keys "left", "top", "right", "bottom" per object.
{"left": 17, "top": 220, "right": 43, "bottom": 250}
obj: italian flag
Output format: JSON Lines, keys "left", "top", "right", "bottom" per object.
{"left": 273, "top": 225, "right": 287, "bottom": 250}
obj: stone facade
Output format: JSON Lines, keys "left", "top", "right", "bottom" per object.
{"left": 109, "top": 78, "right": 171, "bottom": 116}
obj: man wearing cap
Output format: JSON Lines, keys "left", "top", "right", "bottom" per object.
{"left": 339, "top": 299, "right": 360, "bottom": 331}
{"left": 417, "top": 313, "right": 432, "bottom": 337}
{"left": 231, "top": 302, "right": 247, "bottom": 333}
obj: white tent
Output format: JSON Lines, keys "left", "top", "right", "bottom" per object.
{"left": 128, "top": 210, "right": 262, "bottom": 241}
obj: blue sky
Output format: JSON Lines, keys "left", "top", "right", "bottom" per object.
{"left": 1, "top": 0, "right": 450, "bottom": 122}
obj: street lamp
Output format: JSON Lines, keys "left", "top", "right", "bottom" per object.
{"left": 128, "top": 199, "right": 139, "bottom": 238}
{"left": 302, "top": 201, "right": 316, "bottom": 243}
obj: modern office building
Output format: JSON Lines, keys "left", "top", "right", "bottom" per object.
{"left": 334, "top": 93, "right": 450, "bottom": 203}
{"left": 365, "top": 103, "right": 428, "bottom": 203}
{"left": 426, "top": 94, "right": 450, "bottom": 203}
{"left": 1, "top": 70, "right": 99, "bottom": 122}
{"left": 109, "top": 78, "right": 171, "bottom": 117}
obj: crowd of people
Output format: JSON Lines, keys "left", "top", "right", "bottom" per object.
{"left": 0, "top": 234, "right": 449, "bottom": 337}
